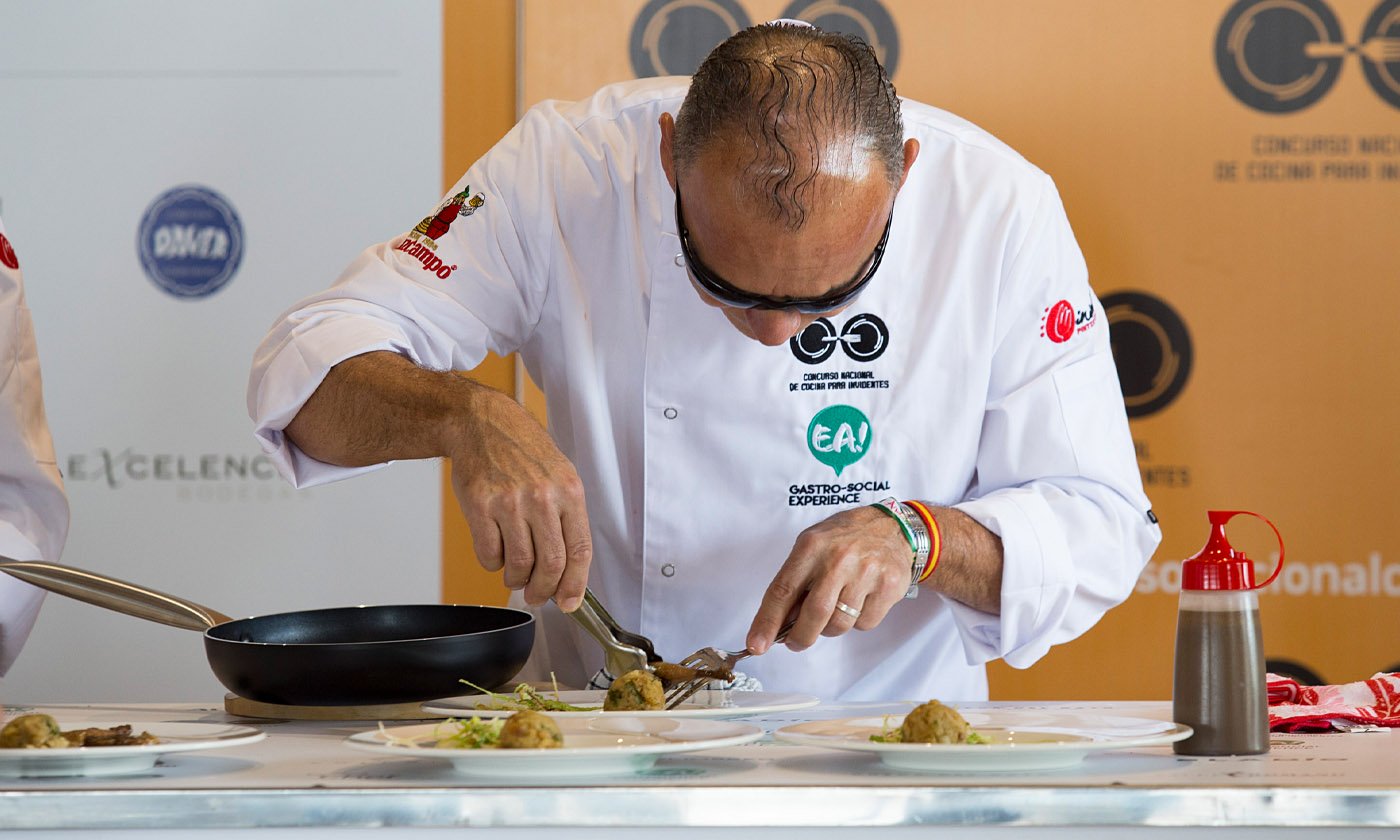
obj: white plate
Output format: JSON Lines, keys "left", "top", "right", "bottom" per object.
{"left": 774, "top": 709, "right": 1193, "bottom": 772}
{"left": 422, "top": 689, "right": 819, "bottom": 720}
{"left": 0, "top": 722, "right": 266, "bottom": 778}
{"left": 345, "top": 715, "right": 764, "bottom": 777}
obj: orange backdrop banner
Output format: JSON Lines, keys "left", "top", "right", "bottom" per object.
{"left": 446, "top": 0, "right": 1400, "bottom": 699}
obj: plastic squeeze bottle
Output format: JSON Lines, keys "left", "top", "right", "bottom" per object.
{"left": 1172, "top": 510, "right": 1284, "bottom": 756}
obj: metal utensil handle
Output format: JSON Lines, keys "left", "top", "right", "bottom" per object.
{"left": 565, "top": 590, "right": 649, "bottom": 678}
{"left": 583, "top": 588, "right": 659, "bottom": 662}
{"left": 730, "top": 615, "right": 799, "bottom": 667}
{"left": 773, "top": 615, "right": 798, "bottom": 646}
{"left": 0, "top": 560, "right": 233, "bottom": 631}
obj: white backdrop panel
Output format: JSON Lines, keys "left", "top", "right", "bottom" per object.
{"left": 0, "top": 0, "right": 445, "bottom": 701}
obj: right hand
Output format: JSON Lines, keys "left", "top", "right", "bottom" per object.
{"left": 445, "top": 386, "right": 592, "bottom": 612}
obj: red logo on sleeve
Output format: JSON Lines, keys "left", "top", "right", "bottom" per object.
{"left": 407, "top": 186, "right": 485, "bottom": 252}
{"left": 0, "top": 233, "right": 18, "bottom": 270}
{"left": 1041, "top": 298, "right": 1097, "bottom": 343}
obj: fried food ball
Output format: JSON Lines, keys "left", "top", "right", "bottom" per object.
{"left": 0, "top": 714, "right": 70, "bottom": 749}
{"left": 497, "top": 710, "right": 564, "bottom": 749}
{"left": 899, "top": 700, "right": 974, "bottom": 744}
{"left": 604, "top": 669, "right": 664, "bottom": 711}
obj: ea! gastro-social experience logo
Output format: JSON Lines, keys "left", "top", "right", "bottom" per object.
{"left": 807, "top": 404, "right": 871, "bottom": 476}
{"left": 1216, "top": 0, "right": 1400, "bottom": 112}
{"left": 137, "top": 185, "right": 244, "bottom": 299}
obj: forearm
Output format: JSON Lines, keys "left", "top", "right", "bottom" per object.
{"left": 917, "top": 505, "right": 1003, "bottom": 615}
{"left": 284, "top": 350, "right": 491, "bottom": 467}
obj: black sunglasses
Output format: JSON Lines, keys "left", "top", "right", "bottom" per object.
{"left": 674, "top": 184, "right": 892, "bottom": 314}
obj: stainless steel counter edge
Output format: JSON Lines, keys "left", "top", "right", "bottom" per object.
{"left": 2, "top": 786, "right": 1398, "bottom": 830}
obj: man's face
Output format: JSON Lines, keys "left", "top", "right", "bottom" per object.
{"left": 661, "top": 119, "right": 910, "bottom": 347}
{"left": 674, "top": 180, "right": 893, "bottom": 346}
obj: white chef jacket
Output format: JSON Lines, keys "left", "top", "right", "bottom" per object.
{"left": 0, "top": 217, "right": 70, "bottom": 677}
{"left": 248, "top": 78, "right": 1160, "bottom": 702}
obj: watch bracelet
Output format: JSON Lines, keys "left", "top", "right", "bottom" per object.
{"left": 873, "top": 497, "right": 931, "bottom": 598}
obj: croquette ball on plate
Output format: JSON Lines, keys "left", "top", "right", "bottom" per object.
{"left": 0, "top": 714, "right": 69, "bottom": 749}
{"left": 497, "top": 710, "right": 564, "bottom": 749}
{"left": 604, "top": 669, "right": 665, "bottom": 711}
{"left": 899, "top": 699, "right": 974, "bottom": 744}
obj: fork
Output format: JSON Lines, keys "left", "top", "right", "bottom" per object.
{"left": 663, "top": 617, "right": 798, "bottom": 710}
{"left": 1304, "top": 38, "right": 1400, "bottom": 62}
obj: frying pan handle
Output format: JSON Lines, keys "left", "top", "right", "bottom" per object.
{"left": 0, "top": 559, "right": 233, "bottom": 631}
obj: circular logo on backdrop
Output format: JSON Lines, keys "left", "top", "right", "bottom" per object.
{"left": 0, "top": 232, "right": 18, "bottom": 270}
{"left": 1360, "top": 0, "right": 1400, "bottom": 108}
{"left": 1102, "top": 291, "right": 1193, "bottom": 419}
{"left": 629, "top": 0, "right": 752, "bottom": 78}
{"left": 137, "top": 185, "right": 244, "bottom": 299}
{"left": 1215, "top": 0, "right": 1345, "bottom": 113}
{"left": 790, "top": 313, "right": 890, "bottom": 364}
{"left": 780, "top": 0, "right": 900, "bottom": 77}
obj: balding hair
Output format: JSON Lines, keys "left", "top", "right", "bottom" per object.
{"left": 673, "top": 22, "right": 904, "bottom": 229}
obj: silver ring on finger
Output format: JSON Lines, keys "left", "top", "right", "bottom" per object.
{"left": 834, "top": 600, "right": 862, "bottom": 619}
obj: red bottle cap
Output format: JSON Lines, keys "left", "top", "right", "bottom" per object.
{"left": 1180, "top": 510, "right": 1285, "bottom": 591}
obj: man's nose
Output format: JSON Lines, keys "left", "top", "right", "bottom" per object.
{"left": 743, "top": 308, "right": 804, "bottom": 346}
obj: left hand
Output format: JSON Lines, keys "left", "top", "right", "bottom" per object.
{"left": 746, "top": 505, "right": 914, "bottom": 654}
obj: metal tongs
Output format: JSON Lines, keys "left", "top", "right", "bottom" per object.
{"left": 565, "top": 588, "right": 661, "bottom": 679}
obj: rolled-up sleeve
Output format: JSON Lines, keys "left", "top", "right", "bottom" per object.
{"left": 247, "top": 281, "right": 437, "bottom": 488}
{"left": 947, "top": 176, "right": 1160, "bottom": 667}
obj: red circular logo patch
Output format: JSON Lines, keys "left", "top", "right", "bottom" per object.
{"left": 0, "top": 233, "right": 18, "bottom": 271}
{"left": 1043, "top": 299, "right": 1075, "bottom": 343}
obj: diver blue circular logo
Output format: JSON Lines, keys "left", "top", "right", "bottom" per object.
{"left": 629, "top": 0, "right": 752, "bottom": 78}
{"left": 137, "top": 185, "right": 244, "bottom": 299}
{"left": 780, "top": 0, "right": 900, "bottom": 77}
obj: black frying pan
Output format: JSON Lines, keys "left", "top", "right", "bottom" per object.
{"left": 0, "top": 561, "right": 533, "bottom": 706}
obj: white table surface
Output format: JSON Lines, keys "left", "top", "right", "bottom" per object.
{"left": 1, "top": 699, "right": 1396, "bottom": 838}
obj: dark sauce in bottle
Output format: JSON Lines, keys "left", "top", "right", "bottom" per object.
{"left": 1172, "top": 598, "right": 1268, "bottom": 756}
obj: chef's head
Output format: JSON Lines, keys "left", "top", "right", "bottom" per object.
{"left": 659, "top": 21, "right": 919, "bottom": 346}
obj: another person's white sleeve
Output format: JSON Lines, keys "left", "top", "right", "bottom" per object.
{"left": 0, "top": 219, "right": 71, "bottom": 676}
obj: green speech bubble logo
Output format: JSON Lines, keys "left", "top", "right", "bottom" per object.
{"left": 807, "top": 404, "right": 872, "bottom": 476}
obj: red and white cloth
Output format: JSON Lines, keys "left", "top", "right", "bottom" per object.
{"left": 1267, "top": 672, "right": 1400, "bottom": 732}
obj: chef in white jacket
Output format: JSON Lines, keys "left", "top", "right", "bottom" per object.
{"left": 0, "top": 216, "right": 70, "bottom": 677}
{"left": 248, "top": 23, "right": 1159, "bottom": 701}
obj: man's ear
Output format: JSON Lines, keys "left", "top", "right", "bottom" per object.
{"left": 897, "top": 138, "right": 920, "bottom": 190}
{"left": 658, "top": 112, "right": 678, "bottom": 190}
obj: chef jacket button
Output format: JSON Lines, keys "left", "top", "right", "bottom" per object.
{"left": 663, "top": 407, "right": 679, "bottom": 419}
{"left": 673, "top": 253, "right": 684, "bottom": 267}
{"left": 661, "top": 563, "right": 676, "bottom": 577}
